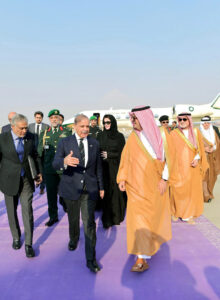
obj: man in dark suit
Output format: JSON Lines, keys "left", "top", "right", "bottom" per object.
{"left": 28, "top": 111, "right": 49, "bottom": 147}
{"left": 0, "top": 114, "right": 42, "bottom": 257}
{"left": 28, "top": 111, "right": 49, "bottom": 194}
{"left": 1, "top": 111, "right": 16, "bottom": 133}
{"left": 53, "top": 114, "right": 104, "bottom": 273}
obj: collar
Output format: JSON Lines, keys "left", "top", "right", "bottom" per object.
{"left": 75, "top": 132, "right": 87, "bottom": 141}
{"left": 11, "top": 130, "right": 23, "bottom": 141}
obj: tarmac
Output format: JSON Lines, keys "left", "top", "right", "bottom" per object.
{"left": 0, "top": 181, "right": 220, "bottom": 300}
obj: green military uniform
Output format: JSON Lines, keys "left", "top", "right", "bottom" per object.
{"left": 89, "top": 116, "right": 102, "bottom": 139}
{"left": 38, "top": 110, "right": 71, "bottom": 222}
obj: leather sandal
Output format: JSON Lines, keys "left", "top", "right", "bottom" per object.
{"left": 131, "top": 261, "right": 149, "bottom": 272}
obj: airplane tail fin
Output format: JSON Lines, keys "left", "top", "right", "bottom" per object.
{"left": 210, "top": 94, "right": 220, "bottom": 109}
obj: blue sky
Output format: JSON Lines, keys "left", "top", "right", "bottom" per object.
{"left": 1, "top": 0, "right": 220, "bottom": 125}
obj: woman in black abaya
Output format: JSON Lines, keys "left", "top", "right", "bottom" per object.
{"left": 97, "top": 114, "right": 127, "bottom": 229}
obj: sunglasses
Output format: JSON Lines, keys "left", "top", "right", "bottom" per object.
{"left": 162, "top": 121, "right": 169, "bottom": 124}
{"left": 103, "top": 121, "right": 111, "bottom": 125}
{"left": 178, "top": 118, "right": 188, "bottom": 122}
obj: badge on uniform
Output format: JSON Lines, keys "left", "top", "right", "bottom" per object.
{"left": 44, "top": 145, "right": 49, "bottom": 149}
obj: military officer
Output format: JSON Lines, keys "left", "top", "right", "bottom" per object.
{"left": 89, "top": 116, "right": 102, "bottom": 139}
{"left": 38, "top": 109, "right": 71, "bottom": 226}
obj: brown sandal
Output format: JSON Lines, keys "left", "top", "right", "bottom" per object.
{"left": 131, "top": 261, "right": 149, "bottom": 272}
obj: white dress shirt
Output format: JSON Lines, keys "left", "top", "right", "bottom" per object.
{"left": 75, "top": 133, "right": 88, "bottom": 167}
{"left": 35, "top": 123, "right": 42, "bottom": 134}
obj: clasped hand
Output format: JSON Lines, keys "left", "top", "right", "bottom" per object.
{"left": 101, "top": 151, "right": 107, "bottom": 159}
{"left": 158, "top": 179, "right": 167, "bottom": 195}
{"left": 191, "top": 159, "right": 199, "bottom": 167}
{"left": 64, "top": 151, "right": 79, "bottom": 167}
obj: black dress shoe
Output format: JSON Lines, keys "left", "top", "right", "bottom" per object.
{"left": 45, "top": 218, "right": 59, "bottom": 227}
{"left": 87, "top": 260, "right": 101, "bottom": 273}
{"left": 68, "top": 240, "right": 78, "bottom": 251}
{"left": 25, "top": 245, "right": 35, "bottom": 258}
{"left": 103, "top": 222, "right": 112, "bottom": 229}
{"left": 12, "top": 239, "right": 21, "bottom": 250}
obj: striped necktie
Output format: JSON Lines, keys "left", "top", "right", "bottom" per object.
{"left": 79, "top": 138, "right": 85, "bottom": 166}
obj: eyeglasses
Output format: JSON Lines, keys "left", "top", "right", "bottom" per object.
{"left": 162, "top": 121, "right": 169, "bottom": 124}
{"left": 178, "top": 118, "right": 188, "bottom": 122}
{"left": 103, "top": 121, "right": 111, "bottom": 125}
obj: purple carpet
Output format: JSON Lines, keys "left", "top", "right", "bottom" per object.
{"left": 1, "top": 190, "right": 220, "bottom": 300}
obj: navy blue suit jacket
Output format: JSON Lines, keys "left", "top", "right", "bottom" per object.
{"left": 1, "top": 124, "right": 11, "bottom": 133}
{"left": 52, "top": 134, "right": 104, "bottom": 201}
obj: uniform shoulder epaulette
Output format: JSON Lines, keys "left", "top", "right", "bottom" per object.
{"left": 60, "top": 126, "right": 63, "bottom": 131}
{"left": 47, "top": 127, "right": 51, "bottom": 132}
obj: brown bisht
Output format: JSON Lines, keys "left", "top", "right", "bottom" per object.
{"left": 117, "top": 130, "right": 173, "bottom": 256}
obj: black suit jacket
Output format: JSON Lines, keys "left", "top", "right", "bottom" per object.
{"left": 0, "top": 131, "right": 42, "bottom": 196}
{"left": 52, "top": 134, "right": 104, "bottom": 201}
{"left": 1, "top": 124, "right": 11, "bottom": 133}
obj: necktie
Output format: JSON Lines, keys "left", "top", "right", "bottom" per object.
{"left": 37, "top": 124, "right": 40, "bottom": 136}
{"left": 17, "top": 138, "right": 24, "bottom": 161}
{"left": 79, "top": 138, "right": 85, "bottom": 166}
{"left": 53, "top": 128, "right": 58, "bottom": 134}
{"left": 16, "top": 138, "right": 25, "bottom": 176}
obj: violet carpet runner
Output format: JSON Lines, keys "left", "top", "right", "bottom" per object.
{"left": 1, "top": 190, "right": 220, "bottom": 300}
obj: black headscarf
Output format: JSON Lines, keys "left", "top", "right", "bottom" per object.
{"left": 102, "top": 114, "right": 119, "bottom": 139}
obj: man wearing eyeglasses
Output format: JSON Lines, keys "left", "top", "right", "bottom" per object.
{"left": 0, "top": 114, "right": 42, "bottom": 257}
{"left": 159, "top": 115, "right": 171, "bottom": 132}
{"left": 170, "top": 113, "right": 208, "bottom": 224}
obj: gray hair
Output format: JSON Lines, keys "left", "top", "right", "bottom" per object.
{"left": 74, "top": 114, "right": 89, "bottom": 124}
{"left": 11, "top": 114, "right": 28, "bottom": 126}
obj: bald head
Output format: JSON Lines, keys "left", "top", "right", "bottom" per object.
{"left": 8, "top": 112, "right": 16, "bottom": 124}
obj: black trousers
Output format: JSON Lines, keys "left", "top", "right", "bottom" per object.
{"left": 44, "top": 173, "right": 60, "bottom": 220}
{"left": 4, "top": 176, "right": 33, "bottom": 245}
{"left": 64, "top": 192, "right": 97, "bottom": 261}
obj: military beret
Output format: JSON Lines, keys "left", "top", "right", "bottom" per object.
{"left": 159, "top": 115, "right": 169, "bottom": 122}
{"left": 48, "top": 109, "right": 60, "bottom": 117}
{"left": 90, "top": 116, "right": 97, "bottom": 120}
